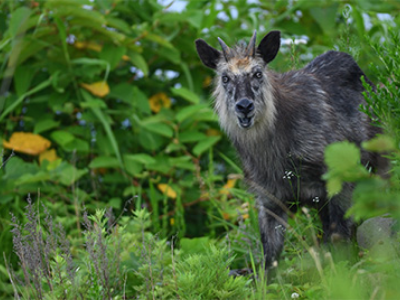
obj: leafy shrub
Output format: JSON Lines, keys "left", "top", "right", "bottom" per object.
{"left": 6, "top": 198, "right": 254, "bottom": 299}
{"left": 1, "top": 0, "right": 400, "bottom": 299}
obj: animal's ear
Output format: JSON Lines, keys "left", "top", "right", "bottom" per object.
{"left": 195, "top": 39, "right": 221, "bottom": 69}
{"left": 257, "top": 31, "right": 281, "bottom": 64}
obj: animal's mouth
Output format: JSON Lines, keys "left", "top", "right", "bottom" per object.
{"left": 234, "top": 98, "right": 256, "bottom": 129}
{"left": 237, "top": 116, "right": 254, "bottom": 129}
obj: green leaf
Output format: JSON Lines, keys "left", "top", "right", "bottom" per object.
{"left": 123, "top": 156, "right": 143, "bottom": 176}
{"left": 89, "top": 156, "right": 120, "bottom": 169}
{"left": 3, "top": 157, "right": 39, "bottom": 180}
{"left": 109, "top": 83, "right": 133, "bottom": 100}
{"left": 109, "top": 84, "right": 150, "bottom": 113}
{"left": 171, "top": 87, "right": 200, "bottom": 104}
{"left": 15, "top": 37, "right": 58, "bottom": 66}
{"left": 108, "top": 197, "right": 122, "bottom": 209}
{"left": 123, "top": 186, "right": 137, "bottom": 197}
{"left": 323, "top": 141, "right": 369, "bottom": 196}
{"left": 81, "top": 90, "right": 123, "bottom": 168}
{"left": 9, "top": 6, "right": 31, "bottom": 37}
{"left": 352, "top": 6, "right": 365, "bottom": 38}
{"left": 309, "top": 3, "right": 339, "bottom": 34}
{"left": 362, "top": 135, "right": 396, "bottom": 153}
{"left": 139, "top": 130, "right": 164, "bottom": 151}
{"left": 0, "top": 76, "right": 53, "bottom": 122}
{"left": 141, "top": 122, "right": 173, "bottom": 137}
{"left": 50, "top": 4, "right": 106, "bottom": 26}
{"left": 145, "top": 33, "right": 174, "bottom": 48}
{"left": 70, "top": 19, "right": 125, "bottom": 42}
{"left": 34, "top": 119, "right": 60, "bottom": 134}
{"left": 180, "top": 237, "right": 210, "bottom": 256}
{"left": 193, "top": 136, "right": 221, "bottom": 156}
{"left": 218, "top": 151, "right": 243, "bottom": 174}
{"left": 158, "top": 46, "right": 181, "bottom": 64}
{"left": 325, "top": 141, "right": 361, "bottom": 171}
{"left": 326, "top": 177, "right": 343, "bottom": 197}
{"left": 63, "top": 138, "right": 90, "bottom": 153}
{"left": 179, "top": 130, "right": 207, "bottom": 143}
{"left": 128, "top": 52, "right": 149, "bottom": 76}
{"left": 80, "top": 98, "right": 107, "bottom": 109}
{"left": 176, "top": 104, "right": 207, "bottom": 123}
{"left": 71, "top": 58, "right": 110, "bottom": 80}
{"left": 14, "top": 66, "right": 35, "bottom": 97}
{"left": 124, "top": 154, "right": 156, "bottom": 165}
{"left": 105, "top": 16, "right": 132, "bottom": 34}
{"left": 186, "top": 10, "right": 203, "bottom": 29}
{"left": 133, "top": 87, "right": 151, "bottom": 114}
{"left": 180, "top": 62, "right": 194, "bottom": 91}
{"left": 99, "top": 44, "right": 126, "bottom": 70}
{"left": 146, "top": 155, "right": 171, "bottom": 174}
{"left": 16, "top": 171, "right": 50, "bottom": 185}
{"left": 55, "top": 163, "right": 88, "bottom": 186}
{"left": 51, "top": 130, "right": 75, "bottom": 146}
{"left": 54, "top": 16, "right": 69, "bottom": 63}
{"left": 169, "top": 156, "right": 195, "bottom": 171}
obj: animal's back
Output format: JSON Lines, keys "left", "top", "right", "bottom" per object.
{"left": 304, "top": 51, "right": 373, "bottom": 122}
{"left": 305, "top": 50, "right": 371, "bottom": 91}
{"left": 303, "top": 51, "right": 377, "bottom": 144}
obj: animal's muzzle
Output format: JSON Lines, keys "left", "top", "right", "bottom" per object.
{"left": 235, "top": 99, "right": 254, "bottom": 115}
{"left": 235, "top": 99, "right": 255, "bottom": 129}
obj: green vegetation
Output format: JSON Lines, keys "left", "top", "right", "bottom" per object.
{"left": 0, "top": 0, "right": 399, "bottom": 299}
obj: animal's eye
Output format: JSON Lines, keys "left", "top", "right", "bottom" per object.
{"left": 222, "top": 75, "right": 229, "bottom": 84}
{"left": 255, "top": 72, "right": 263, "bottom": 78}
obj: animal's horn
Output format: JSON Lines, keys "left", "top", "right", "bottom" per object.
{"left": 245, "top": 30, "right": 257, "bottom": 57}
{"left": 218, "top": 37, "right": 232, "bottom": 62}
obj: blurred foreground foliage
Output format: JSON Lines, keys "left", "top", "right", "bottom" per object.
{"left": 1, "top": 0, "right": 400, "bottom": 298}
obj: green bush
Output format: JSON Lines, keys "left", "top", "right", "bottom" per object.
{"left": 1, "top": 0, "right": 400, "bottom": 299}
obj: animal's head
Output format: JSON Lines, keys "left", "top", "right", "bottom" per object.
{"left": 195, "top": 31, "right": 280, "bottom": 136}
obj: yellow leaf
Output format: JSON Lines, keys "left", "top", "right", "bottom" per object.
{"left": 201, "top": 191, "right": 209, "bottom": 199}
{"left": 242, "top": 213, "right": 249, "bottom": 220}
{"left": 74, "top": 41, "right": 86, "bottom": 49}
{"left": 149, "top": 93, "right": 171, "bottom": 113}
{"left": 122, "top": 55, "right": 130, "bottom": 61}
{"left": 39, "top": 149, "right": 59, "bottom": 164}
{"left": 206, "top": 129, "right": 220, "bottom": 136}
{"left": 158, "top": 183, "right": 177, "bottom": 199}
{"left": 222, "top": 212, "right": 231, "bottom": 220}
{"left": 219, "top": 178, "right": 237, "bottom": 195}
{"left": 203, "top": 76, "right": 212, "bottom": 88}
{"left": 74, "top": 41, "right": 102, "bottom": 52}
{"left": 80, "top": 81, "right": 110, "bottom": 97}
{"left": 170, "top": 218, "right": 175, "bottom": 226}
{"left": 3, "top": 132, "right": 51, "bottom": 155}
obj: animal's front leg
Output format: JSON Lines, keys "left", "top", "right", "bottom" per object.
{"left": 257, "top": 200, "right": 287, "bottom": 281}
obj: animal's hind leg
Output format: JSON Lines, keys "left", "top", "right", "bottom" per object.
{"left": 257, "top": 201, "right": 287, "bottom": 282}
{"left": 327, "top": 183, "right": 355, "bottom": 243}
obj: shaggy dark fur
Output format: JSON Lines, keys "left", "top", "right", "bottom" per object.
{"left": 195, "top": 31, "right": 387, "bottom": 279}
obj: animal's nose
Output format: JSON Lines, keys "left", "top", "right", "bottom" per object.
{"left": 235, "top": 99, "right": 254, "bottom": 115}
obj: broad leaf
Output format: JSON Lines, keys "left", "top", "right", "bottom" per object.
{"left": 171, "top": 87, "right": 200, "bottom": 104}
{"left": 193, "top": 136, "right": 221, "bottom": 156}
{"left": 89, "top": 156, "right": 120, "bottom": 169}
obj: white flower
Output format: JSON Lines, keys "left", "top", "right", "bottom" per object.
{"left": 283, "top": 170, "right": 294, "bottom": 179}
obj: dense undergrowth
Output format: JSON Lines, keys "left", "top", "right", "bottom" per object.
{"left": 1, "top": 0, "right": 400, "bottom": 299}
